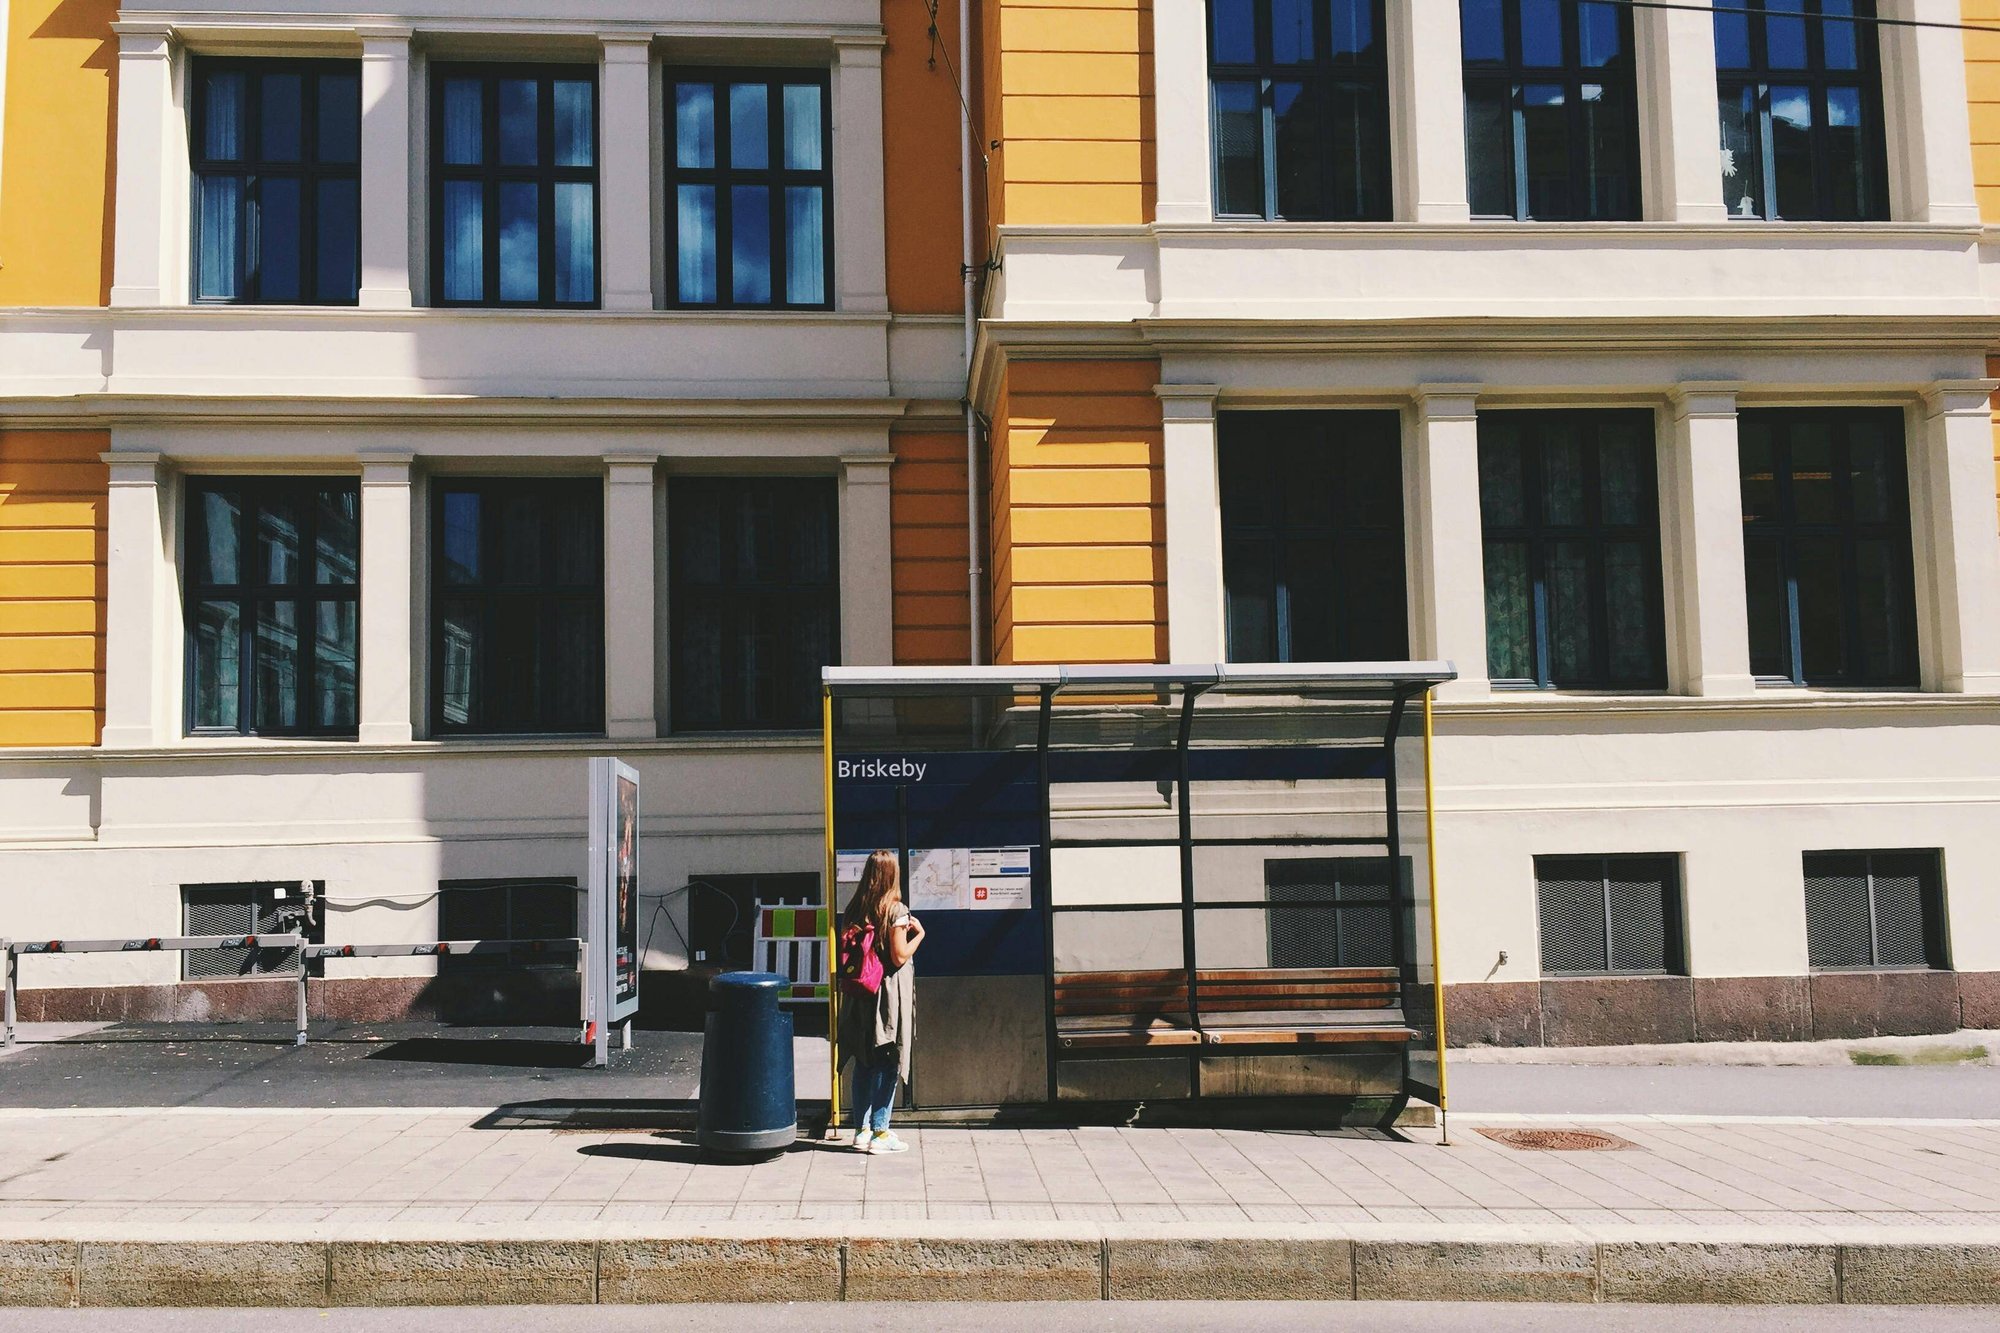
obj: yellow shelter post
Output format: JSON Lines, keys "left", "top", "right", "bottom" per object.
{"left": 1423, "top": 688, "right": 1449, "bottom": 1144}
{"left": 823, "top": 687, "right": 840, "bottom": 1132}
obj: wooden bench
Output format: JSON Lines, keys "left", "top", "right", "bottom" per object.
{"left": 1052, "top": 966, "right": 1410, "bottom": 1053}
{"left": 1193, "top": 967, "right": 1410, "bottom": 1046}
{"left": 1052, "top": 969, "right": 1200, "bottom": 1051}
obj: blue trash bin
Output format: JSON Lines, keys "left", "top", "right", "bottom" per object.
{"left": 697, "top": 971, "right": 797, "bottom": 1154}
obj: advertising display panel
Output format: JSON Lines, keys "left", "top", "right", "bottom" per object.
{"left": 586, "top": 757, "right": 641, "bottom": 1066}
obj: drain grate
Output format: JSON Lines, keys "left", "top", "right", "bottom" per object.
{"left": 1477, "top": 1127, "right": 1634, "bottom": 1152}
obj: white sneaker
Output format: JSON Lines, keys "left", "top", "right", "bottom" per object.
{"left": 851, "top": 1128, "right": 874, "bottom": 1152}
{"left": 867, "top": 1132, "right": 910, "bottom": 1155}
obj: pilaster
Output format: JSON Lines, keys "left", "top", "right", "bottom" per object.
{"left": 109, "top": 25, "right": 178, "bottom": 307}
{"left": 838, "top": 454, "right": 895, "bottom": 666}
{"left": 1879, "top": 0, "right": 1981, "bottom": 224}
{"left": 598, "top": 35, "right": 657, "bottom": 311}
{"left": 1154, "top": 0, "right": 1214, "bottom": 223}
{"left": 1639, "top": 0, "right": 1728, "bottom": 221}
{"left": 832, "top": 38, "right": 889, "bottom": 313}
{"left": 358, "top": 453, "right": 415, "bottom": 743}
{"left": 1663, "top": 386, "right": 1755, "bottom": 695}
{"left": 604, "top": 454, "right": 661, "bottom": 738}
{"left": 100, "top": 453, "right": 168, "bottom": 747}
{"left": 1392, "top": 0, "right": 1471, "bottom": 222}
{"left": 358, "top": 28, "right": 415, "bottom": 309}
{"left": 1408, "top": 387, "right": 1487, "bottom": 697}
{"left": 1158, "top": 385, "right": 1225, "bottom": 663}
{"left": 1914, "top": 383, "right": 2000, "bottom": 693}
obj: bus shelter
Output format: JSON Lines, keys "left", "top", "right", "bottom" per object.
{"left": 822, "top": 662, "right": 1456, "bottom": 1130}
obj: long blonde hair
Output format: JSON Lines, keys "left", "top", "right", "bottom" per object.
{"left": 849, "top": 850, "right": 901, "bottom": 936}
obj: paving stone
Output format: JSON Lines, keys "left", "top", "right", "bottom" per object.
{"left": 1108, "top": 1237, "right": 1352, "bottom": 1301}
{"left": 80, "top": 1241, "right": 324, "bottom": 1308}
{"left": 328, "top": 1240, "right": 595, "bottom": 1306}
{"left": 599, "top": 1238, "right": 840, "bottom": 1303}
{"left": 1840, "top": 1243, "right": 2000, "bottom": 1304}
{"left": 845, "top": 1237, "right": 1101, "bottom": 1301}
{"left": 1354, "top": 1240, "right": 1597, "bottom": 1303}
{"left": 1599, "top": 1242, "right": 1836, "bottom": 1304}
{"left": 0, "top": 1241, "right": 78, "bottom": 1308}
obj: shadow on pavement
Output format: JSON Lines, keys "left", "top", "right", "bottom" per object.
{"left": 364, "top": 1038, "right": 598, "bottom": 1070}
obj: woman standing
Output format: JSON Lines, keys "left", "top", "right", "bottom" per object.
{"left": 839, "top": 849, "right": 925, "bottom": 1154}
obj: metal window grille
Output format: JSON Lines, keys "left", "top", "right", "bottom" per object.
{"left": 436, "top": 878, "right": 578, "bottom": 970}
{"left": 1535, "top": 855, "right": 1682, "bottom": 976}
{"left": 181, "top": 884, "right": 314, "bottom": 979}
{"left": 1266, "top": 857, "right": 1400, "bottom": 969}
{"left": 1804, "top": 850, "right": 1944, "bottom": 970}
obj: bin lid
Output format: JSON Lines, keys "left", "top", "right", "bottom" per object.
{"left": 709, "top": 971, "right": 790, "bottom": 993}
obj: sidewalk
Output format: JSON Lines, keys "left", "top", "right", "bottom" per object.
{"left": 2, "top": 1104, "right": 1999, "bottom": 1305}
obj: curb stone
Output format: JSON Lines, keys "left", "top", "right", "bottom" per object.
{"left": 2, "top": 1234, "right": 1999, "bottom": 1306}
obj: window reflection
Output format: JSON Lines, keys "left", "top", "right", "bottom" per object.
{"left": 665, "top": 71, "right": 833, "bottom": 309}
{"left": 434, "top": 65, "right": 598, "bottom": 306}
{"left": 192, "top": 59, "right": 360, "bottom": 304}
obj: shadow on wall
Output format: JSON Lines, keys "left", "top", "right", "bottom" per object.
{"left": 29, "top": 0, "right": 119, "bottom": 306}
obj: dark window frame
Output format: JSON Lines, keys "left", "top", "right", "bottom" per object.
{"left": 1262, "top": 855, "right": 1413, "bottom": 971}
{"left": 429, "top": 61, "right": 601, "bottom": 309}
{"left": 428, "top": 476, "right": 605, "bottom": 737}
{"left": 188, "top": 55, "right": 361, "bottom": 305}
{"left": 662, "top": 67, "right": 836, "bottom": 311}
{"left": 1715, "top": 0, "right": 1890, "bottom": 221}
{"left": 182, "top": 475, "right": 360, "bottom": 739}
{"left": 1219, "top": 409, "right": 1410, "bottom": 663}
{"left": 180, "top": 882, "right": 325, "bottom": 979}
{"left": 1479, "top": 409, "right": 1668, "bottom": 690}
{"left": 1739, "top": 407, "right": 1918, "bottom": 688}
{"left": 1803, "top": 849, "right": 1949, "bottom": 971}
{"left": 1534, "top": 853, "right": 1686, "bottom": 977}
{"left": 1206, "top": 0, "right": 1393, "bottom": 221}
{"left": 668, "top": 475, "right": 840, "bottom": 733}
{"left": 437, "top": 877, "right": 580, "bottom": 971}
{"left": 1461, "top": 0, "right": 1642, "bottom": 220}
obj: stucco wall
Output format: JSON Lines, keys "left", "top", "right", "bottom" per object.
{"left": 0, "top": 431, "right": 106, "bottom": 747}
{"left": 0, "top": 0, "right": 116, "bottom": 307}
{"left": 988, "top": 358, "right": 1166, "bottom": 664}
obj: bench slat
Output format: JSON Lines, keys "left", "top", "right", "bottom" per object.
{"left": 1196, "top": 997, "right": 1397, "bottom": 1014}
{"left": 1194, "top": 967, "right": 1398, "bottom": 983}
{"left": 1202, "top": 1027, "right": 1412, "bottom": 1046}
{"left": 1059, "top": 1028, "right": 1204, "bottom": 1050}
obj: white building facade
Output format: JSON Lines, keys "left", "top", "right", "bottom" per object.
{"left": 974, "top": 0, "right": 2000, "bottom": 1043}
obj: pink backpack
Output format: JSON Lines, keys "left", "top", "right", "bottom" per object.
{"left": 836, "top": 919, "right": 884, "bottom": 995}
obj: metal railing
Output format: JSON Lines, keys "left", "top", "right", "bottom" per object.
{"left": 2, "top": 935, "right": 582, "bottom": 1050}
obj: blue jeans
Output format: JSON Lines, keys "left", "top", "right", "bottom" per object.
{"left": 854, "top": 1048, "right": 898, "bottom": 1134}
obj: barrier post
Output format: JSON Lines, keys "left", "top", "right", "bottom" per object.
{"left": 295, "top": 960, "right": 309, "bottom": 1048}
{"left": 2, "top": 942, "right": 15, "bottom": 1048}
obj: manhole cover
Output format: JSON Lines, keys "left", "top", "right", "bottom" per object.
{"left": 1477, "top": 1128, "right": 1633, "bottom": 1152}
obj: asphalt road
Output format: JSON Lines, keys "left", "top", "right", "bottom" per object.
{"left": 1446, "top": 1059, "right": 2000, "bottom": 1119}
{"left": 5, "top": 1022, "right": 1999, "bottom": 1119}
{"left": 0, "top": 1305, "right": 1991, "bottom": 1332}
{"left": 0, "top": 1024, "right": 711, "bottom": 1110}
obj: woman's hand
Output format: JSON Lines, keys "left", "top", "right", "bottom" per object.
{"left": 888, "top": 915, "right": 925, "bottom": 968}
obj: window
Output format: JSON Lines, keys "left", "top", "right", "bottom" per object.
{"left": 1208, "top": 0, "right": 1391, "bottom": 220}
{"left": 1740, "top": 409, "right": 1916, "bottom": 687}
{"left": 665, "top": 70, "right": 832, "bottom": 308}
{"left": 184, "top": 477, "right": 359, "bottom": 737}
{"left": 1535, "top": 855, "right": 1683, "bottom": 975}
{"left": 191, "top": 58, "right": 360, "bottom": 304}
{"left": 1461, "top": 0, "right": 1639, "bottom": 219}
{"left": 1804, "top": 850, "right": 1947, "bottom": 969}
{"left": 1715, "top": 0, "right": 1887, "bottom": 220}
{"left": 1480, "top": 411, "right": 1665, "bottom": 689}
{"left": 437, "top": 878, "right": 578, "bottom": 971}
{"left": 181, "top": 882, "right": 322, "bottom": 979}
{"left": 669, "top": 477, "right": 838, "bottom": 731}
{"left": 1220, "top": 411, "right": 1408, "bottom": 662}
{"left": 691, "top": 872, "right": 819, "bottom": 970}
{"left": 432, "top": 477, "right": 603, "bottom": 735}
{"left": 1266, "top": 857, "right": 1404, "bottom": 969}
{"left": 432, "top": 64, "right": 598, "bottom": 307}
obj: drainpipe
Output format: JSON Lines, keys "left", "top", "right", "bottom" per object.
{"left": 960, "top": 0, "right": 984, "bottom": 665}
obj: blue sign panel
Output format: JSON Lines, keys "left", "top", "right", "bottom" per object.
{"left": 832, "top": 750, "right": 1044, "bottom": 977}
